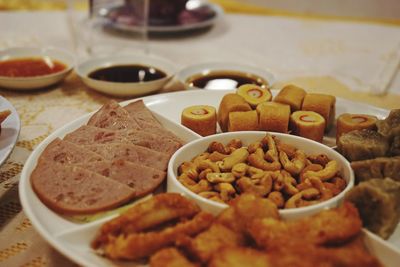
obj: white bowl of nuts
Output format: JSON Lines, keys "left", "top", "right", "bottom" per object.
{"left": 167, "top": 131, "right": 354, "bottom": 220}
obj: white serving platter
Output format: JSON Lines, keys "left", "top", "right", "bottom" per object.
{"left": 19, "top": 90, "right": 399, "bottom": 267}
{"left": 0, "top": 96, "right": 20, "bottom": 166}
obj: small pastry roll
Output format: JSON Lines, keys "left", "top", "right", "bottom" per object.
{"left": 228, "top": 110, "right": 259, "bottom": 132}
{"left": 290, "top": 111, "right": 326, "bottom": 142}
{"left": 336, "top": 113, "right": 377, "bottom": 142}
{"left": 218, "top": 93, "right": 252, "bottom": 132}
{"left": 237, "top": 84, "right": 272, "bottom": 108}
{"left": 274, "top": 85, "right": 306, "bottom": 112}
{"left": 302, "top": 93, "right": 336, "bottom": 131}
{"left": 181, "top": 105, "right": 217, "bottom": 136}
{"left": 256, "top": 102, "right": 290, "bottom": 133}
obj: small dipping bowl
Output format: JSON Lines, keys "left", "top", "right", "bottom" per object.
{"left": 76, "top": 54, "right": 175, "bottom": 97}
{"left": 177, "top": 62, "right": 275, "bottom": 90}
{"left": 168, "top": 131, "right": 354, "bottom": 220}
{"left": 0, "top": 47, "right": 74, "bottom": 90}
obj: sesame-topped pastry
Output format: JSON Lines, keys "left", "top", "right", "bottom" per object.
{"left": 237, "top": 84, "right": 272, "bottom": 108}
{"left": 218, "top": 93, "right": 252, "bottom": 132}
{"left": 181, "top": 105, "right": 217, "bottom": 136}
{"left": 274, "top": 85, "right": 306, "bottom": 112}
{"left": 336, "top": 113, "right": 377, "bottom": 143}
{"left": 302, "top": 93, "right": 336, "bottom": 131}
{"left": 257, "top": 102, "right": 291, "bottom": 133}
{"left": 290, "top": 111, "right": 325, "bottom": 142}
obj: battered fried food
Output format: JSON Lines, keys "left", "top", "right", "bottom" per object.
{"left": 177, "top": 223, "right": 245, "bottom": 263}
{"left": 249, "top": 202, "right": 362, "bottom": 250}
{"left": 93, "top": 193, "right": 200, "bottom": 248}
{"left": 150, "top": 248, "right": 198, "bottom": 267}
{"left": 209, "top": 247, "right": 270, "bottom": 267}
{"left": 102, "top": 211, "right": 213, "bottom": 260}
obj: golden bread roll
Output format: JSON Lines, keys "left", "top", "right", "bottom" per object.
{"left": 256, "top": 102, "right": 290, "bottom": 133}
{"left": 228, "top": 110, "right": 259, "bottom": 132}
{"left": 336, "top": 113, "right": 377, "bottom": 142}
{"left": 237, "top": 84, "right": 272, "bottom": 108}
{"left": 218, "top": 93, "right": 251, "bottom": 132}
{"left": 274, "top": 85, "right": 306, "bottom": 112}
{"left": 290, "top": 111, "right": 326, "bottom": 142}
{"left": 181, "top": 105, "right": 217, "bottom": 136}
{"left": 302, "top": 93, "right": 336, "bottom": 131}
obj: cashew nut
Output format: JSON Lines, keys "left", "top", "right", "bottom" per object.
{"left": 199, "top": 168, "right": 212, "bottom": 180}
{"left": 193, "top": 152, "right": 210, "bottom": 165}
{"left": 308, "top": 177, "right": 334, "bottom": 201}
{"left": 208, "top": 151, "right": 229, "bottom": 162}
{"left": 296, "top": 178, "right": 313, "bottom": 191}
{"left": 232, "top": 163, "right": 249, "bottom": 178}
{"left": 206, "top": 172, "right": 235, "bottom": 183}
{"left": 218, "top": 147, "right": 249, "bottom": 171}
{"left": 248, "top": 166, "right": 265, "bottom": 179}
{"left": 178, "top": 161, "right": 199, "bottom": 180}
{"left": 198, "top": 159, "right": 220, "bottom": 173}
{"left": 262, "top": 134, "right": 279, "bottom": 163}
{"left": 276, "top": 142, "right": 297, "bottom": 158}
{"left": 237, "top": 174, "right": 272, "bottom": 197}
{"left": 272, "top": 171, "right": 284, "bottom": 191}
{"left": 248, "top": 142, "right": 262, "bottom": 154}
{"left": 208, "top": 141, "right": 230, "bottom": 154}
{"left": 248, "top": 153, "right": 281, "bottom": 171}
{"left": 299, "top": 164, "right": 323, "bottom": 183}
{"left": 302, "top": 160, "right": 339, "bottom": 182}
{"left": 198, "top": 191, "right": 225, "bottom": 203}
{"left": 308, "top": 154, "right": 330, "bottom": 166}
{"left": 285, "top": 188, "right": 320, "bottom": 209}
{"left": 281, "top": 170, "right": 299, "bottom": 196}
{"left": 267, "top": 191, "right": 285, "bottom": 208}
{"left": 214, "top": 183, "right": 236, "bottom": 202}
{"left": 331, "top": 177, "right": 347, "bottom": 191}
{"left": 227, "top": 138, "right": 243, "bottom": 151}
{"left": 279, "top": 150, "right": 307, "bottom": 175}
{"left": 178, "top": 175, "right": 212, "bottom": 193}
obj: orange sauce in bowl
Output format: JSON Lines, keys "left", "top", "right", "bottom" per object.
{"left": 0, "top": 57, "right": 67, "bottom": 77}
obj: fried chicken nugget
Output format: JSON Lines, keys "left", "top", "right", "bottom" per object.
{"left": 103, "top": 211, "right": 214, "bottom": 260}
{"left": 92, "top": 193, "right": 200, "bottom": 248}
{"left": 150, "top": 248, "right": 198, "bottom": 267}
{"left": 249, "top": 202, "right": 362, "bottom": 250}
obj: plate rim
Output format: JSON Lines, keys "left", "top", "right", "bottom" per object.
{"left": 0, "top": 96, "right": 21, "bottom": 166}
{"left": 18, "top": 89, "right": 393, "bottom": 266}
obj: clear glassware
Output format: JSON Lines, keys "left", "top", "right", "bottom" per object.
{"left": 67, "top": 0, "right": 149, "bottom": 63}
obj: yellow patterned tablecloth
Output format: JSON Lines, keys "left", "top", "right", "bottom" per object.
{"left": 1, "top": 72, "right": 399, "bottom": 266}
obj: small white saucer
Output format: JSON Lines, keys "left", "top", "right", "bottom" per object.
{"left": 0, "top": 47, "right": 74, "bottom": 90}
{"left": 76, "top": 54, "right": 175, "bottom": 97}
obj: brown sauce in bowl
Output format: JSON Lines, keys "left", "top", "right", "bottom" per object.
{"left": 0, "top": 58, "right": 67, "bottom": 77}
{"left": 186, "top": 71, "right": 268, "bottom": 90}
{"left": 88, "top": 65, "right": 166, "bottom": 83}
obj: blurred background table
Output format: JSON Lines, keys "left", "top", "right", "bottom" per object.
{"left": 0, "top": 1, "right": 399, "bottom": 266}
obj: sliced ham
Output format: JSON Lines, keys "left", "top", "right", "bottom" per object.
{"left": 87, "top": 100, "right": 141, "bottom": 131}
{"left": 38, "top": 138, "right": 166, "bottom": 193}
{"left": 64, "top": 125, "right": 181, "bottom": 155}
{"left": 124, "top": 100, "right": 184, "bottom": 144}
{"left": 84, "top": 142, "right": 169, "bottom": 171}
{"left": 31, "top": 163, "right": 135, "bottom": 215}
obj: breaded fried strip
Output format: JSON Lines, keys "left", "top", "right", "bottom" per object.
{"left": 103, "top": 212, "right": 214, "bottom": 260}
{"left": 150, "top": 248, "right": 198, "bottom": 267}
{"left": 177, "top": 223, "right": 246, "bottom": 263}
{"left": 209, "top": 247, "right": 271, "bottom": 267}
{"left": 93, "top": 193, "right": 200, "bottom": 248}
{"left": 249, "top": 202, "right": 362, "bottom": 250}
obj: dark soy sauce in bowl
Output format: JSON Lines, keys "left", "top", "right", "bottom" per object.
{"left": 88, "top": 64, "right": 166, "bottom": 83}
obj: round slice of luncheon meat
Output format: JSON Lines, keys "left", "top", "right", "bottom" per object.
{"left": 31, "top": 162, "right": 136, "bottom": 215}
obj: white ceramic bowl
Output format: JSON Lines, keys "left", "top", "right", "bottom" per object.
{"left": 0, "top": 47, "right": 74, "bottom": 90}
{"left": 176, "top": 62, "right": 275, "bottom": 90}
{"left": 168, "top": 131, "right": 354, "bottom": 220}
{"left": 76, "top": 54, "right": 175, "bottom": 97}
